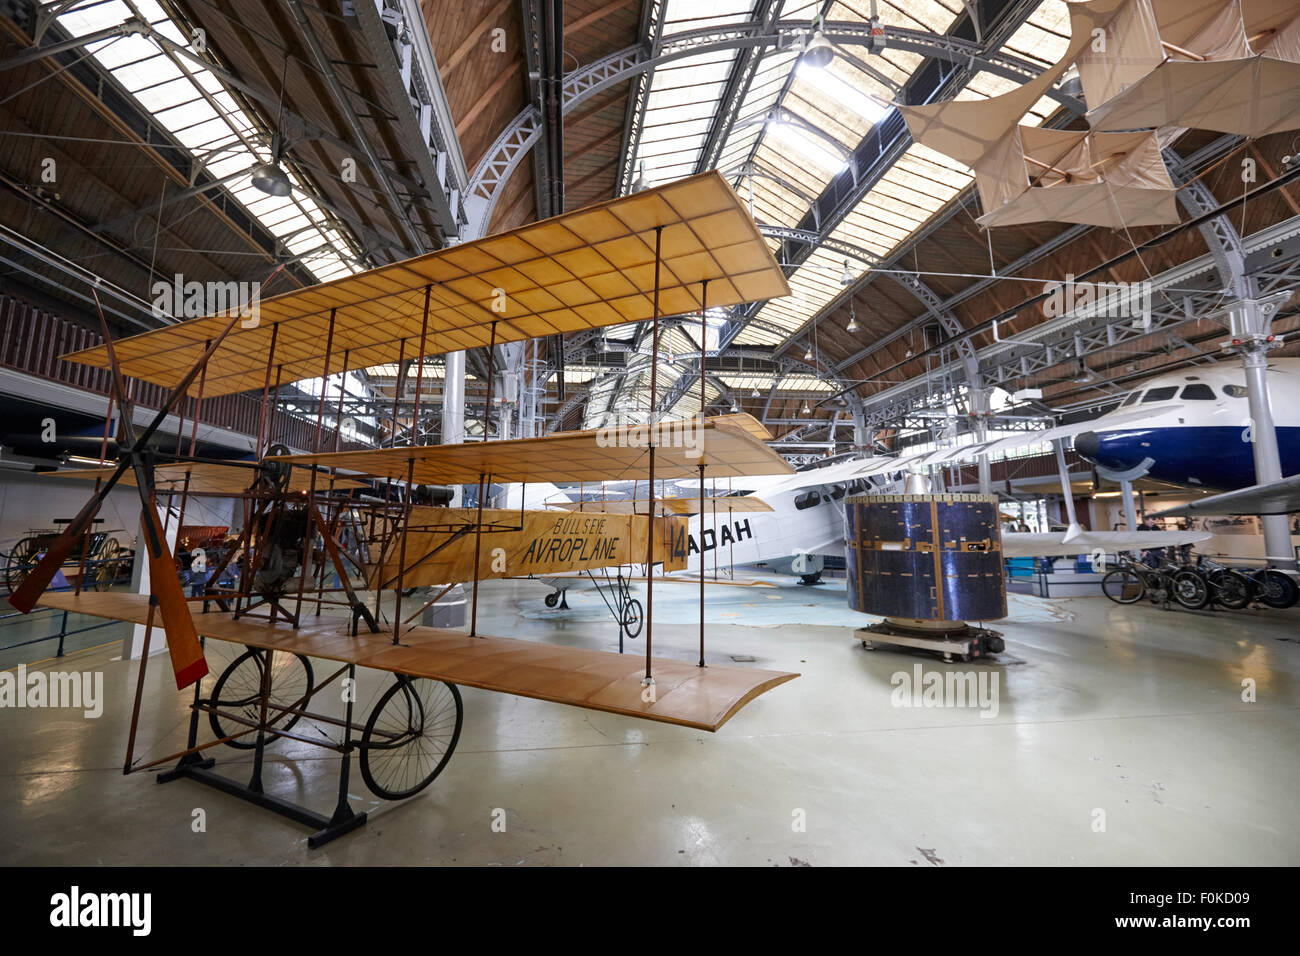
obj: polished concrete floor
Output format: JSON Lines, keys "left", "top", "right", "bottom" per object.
{"left": 1, "top": 577, "right": 1297, "bottom": 866}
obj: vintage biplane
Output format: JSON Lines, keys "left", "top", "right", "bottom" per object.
{"left": 13, "top": 171, "right": 801, "bottom": 847}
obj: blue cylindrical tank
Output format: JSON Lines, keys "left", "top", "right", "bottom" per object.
{"left": 845, "top": 494, "right": 1006, "bottom": 622}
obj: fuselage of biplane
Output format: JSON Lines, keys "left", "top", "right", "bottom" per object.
{"left": 366, "top": 506, "right": 688, "bottom": 589}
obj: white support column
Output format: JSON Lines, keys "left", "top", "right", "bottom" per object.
{"left": 1222, "top": 293, "right": 1295, "bottom": 570}
{"left": 1052, "top": 439, "right": 1080, "bottom": 538}
{"left": 1119, "top": 478, "right": 1138, "bottom": 534}
{"left": 971, "top": 386, "right": 992, "bottom": 495}
{"left": 442, "top": 350, "right": 465, "bottom": 506}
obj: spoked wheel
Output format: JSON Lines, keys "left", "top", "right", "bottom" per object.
{"left": 1101, "top": 568, "right": 1145, "bottom": 604}
{"left": 360, "top": 677, "right": 462, "bottom": 801}
{"left": 1171, "top": 570, "right": 1209, "bottom": 609}
{"left": 1252, "top": 569, "right": 1299, "bottom": 609}
{"left": 5, "top": 537, "right": 41, "bottom": 595}
{"left": 93, "top": 539, "right": 121, "bottom": 591}
{"left": 208, "top": 649, "right": 315, "bottom": 749}
{"left": 1209, "top": 569, "right": 1251, "bottom": 609}
{"left": 622, "top": 598, "right": 643, "bottom": 639}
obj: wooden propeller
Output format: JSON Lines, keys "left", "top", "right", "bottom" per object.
{"left": 7, "top": 297, "right": 241, "bottom": 688}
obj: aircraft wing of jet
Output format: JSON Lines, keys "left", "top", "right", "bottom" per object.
{"left": 1149, "top": 474, "right": 1300, "bottom": 517}
{"left": 1002, "top": 529, "right": 1212, "bottom": 558}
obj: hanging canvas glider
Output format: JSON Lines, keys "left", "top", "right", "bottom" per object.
{"left": 1080, "top": 0, "right": 1300, "bottom": 139}
{"left": 899, "top": 0, "right": 1300, "bottom": 230}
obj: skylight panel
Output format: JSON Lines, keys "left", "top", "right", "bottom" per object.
{"left": 56, "top": 3, "right": 363, "bottom": 284}
{"left": 794, "top": 62, "right": 888, "bottom": 125}
{"left": 764, "top": 120, "right": 846, "bottom": 174}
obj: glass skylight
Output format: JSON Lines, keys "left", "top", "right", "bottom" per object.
{"left": 58, "top": 0, "right": 363, "bottom": 284}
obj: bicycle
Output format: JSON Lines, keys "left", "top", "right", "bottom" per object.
{"left": 1190, "top": 555, "right": 1253, "bottom": 610}
{"left": 1101, "top": 553, "right": 1208, "bottom": 609}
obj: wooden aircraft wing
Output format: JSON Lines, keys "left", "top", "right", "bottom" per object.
{"left": 265, "top": 414, "right": 794, "bottom": 485}
{"left": 59, "top": 172, "right": 790, "bottom": 397}
{"left": 36, "top": 592, "right": 797, "bottom": 733}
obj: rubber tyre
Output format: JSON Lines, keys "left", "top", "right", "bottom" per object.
{"left": 1171, "top": 570, "right": 1209, "bottom": 610}
{"left": 1102, "top": 568, "right": 1144, "bottom": 604}
{"left": 360, "top": 678, "right": 462, "bottom": 801}
{"left": 622, "top": 598, "right": 643, "bottom": 639}
{"left": 208, "top": 650, "right": 314, "bottom": 749}
{"left": 1252, "top": 569, "right": 1299, "bottom": 609}
{"left": 1209, "top": 569, "right": 1251, "bottom": 610}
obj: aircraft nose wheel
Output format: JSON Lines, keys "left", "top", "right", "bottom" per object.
{"left": 360, "top": 676, "right": 462, "bottom": 801}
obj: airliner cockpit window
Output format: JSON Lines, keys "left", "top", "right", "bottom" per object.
{"left": 1141, "top": 386, "right": 1178, "bottom": 403}
{"left": 1121, "top": 391, "right": 1142, "bottom": 407}
{"left": 1223, "top": 384, "right": 1249, "bottom": 398}
{"left": 1180, "top": 384, "right": 1215, "bottom": 400}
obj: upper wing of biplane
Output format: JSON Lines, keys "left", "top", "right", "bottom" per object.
{"left": 58, "top": 171, "right": 790, "bottom": 397}
{"left": 265, "top": 414, "right": 794, "bottom": 485}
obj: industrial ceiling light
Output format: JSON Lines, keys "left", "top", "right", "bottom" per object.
{"left": 840, "top": 259, "right": 855, "bottom": 286}
{"left": 1060, "top": 66, "right": 1084, "bottom": 103}
{"left": 804, "top": 345, "right": 813, "bottom": 360}
{"left": 1073, "top": 360, "right": 1098, "bottom": 384}
{"left": 251, "top": 160, "right": 292, "bottom": 197}
{"left": 802, "top": 15, "right": 835, "bottom": 69}
{"left": 802, "top": 400, "right": 811, "bottom": 414}
{"left": 254, "top": 76, "right": 292, "bottom": 198}
{"left": 731, "top": 401, "right": 740, "bottom": 412}
{"left": 846, "top": 300, "right": 859, "bottom": 333}
{"left": 751, "top": 386, "right": 761, "bottom": 397}
{"left": 632, "top": 161, "right": 650, "bottom": 193}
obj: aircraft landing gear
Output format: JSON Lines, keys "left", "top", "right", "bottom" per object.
{"left": 544, "top": 588, "right": 569, "bottom": 609}
{"left": 798, "top": 571, "right": 823, "bottom": 586}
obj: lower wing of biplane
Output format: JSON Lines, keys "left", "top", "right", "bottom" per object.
{"left": 36, "top": 590, "right": 797, "bottom": 733}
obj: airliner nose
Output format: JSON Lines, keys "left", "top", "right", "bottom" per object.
{"left": 1074, "top": 430, "right": 1100, "bottom": 461}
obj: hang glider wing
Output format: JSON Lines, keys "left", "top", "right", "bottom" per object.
{"left": 1080, "top": 0, "right": 1300, "bottom": 138}
{"left": 1150, "top": 474, "right": 1300, "bottom": 516}
{"left": 1003, "top": 529, "right": 1212, "bottom": 558}
{"left": 59, "top": 171, "right": 790, "bottom": 397}
{"left": 974, "top": 128, "right": 1179, "bottom": 230}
